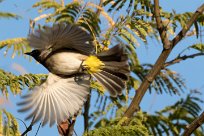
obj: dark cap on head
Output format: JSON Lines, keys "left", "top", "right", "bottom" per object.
{"left": 25, "top": 50, "right": 41, "bottom": 62}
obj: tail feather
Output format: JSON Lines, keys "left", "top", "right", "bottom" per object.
{"left": 97, "top": 44, "right": 128, "bottom": 62}
{"left": 93, "top": 71, "right": 124, "bottom": 97}
{"left": 92, "top": 44, "right": 130, "bottom": 97}
{"left": 103, "top": 61, "right": 130, "bottom": 76}
{"left": 97, "top": 44, "right": 130, "bottom": 79}
{"left": 102, "top": 68, "right": 128, "bottom": 80}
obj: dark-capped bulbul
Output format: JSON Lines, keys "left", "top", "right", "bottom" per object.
{"left": 18, "top": 23, "right": 130, "bottom": 127}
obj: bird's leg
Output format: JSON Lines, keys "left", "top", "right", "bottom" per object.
{"left": 79, "top": 60, "right": 86, "bottom": 73}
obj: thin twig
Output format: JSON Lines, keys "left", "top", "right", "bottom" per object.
{"left": 16, "top": 118, "right": 27, "bottom": 130}
{"left": 96, "top": 0, "right": 103, "bottom": 16}
{"left": 29, "top": 14, "right": 52, "bottom": 32}
{"left": 87, "top": 2, "right": 115, "bottom": 26}
{"left": 21, "top": 116, "right": 36, "bottom": 136}
{"left": 34, "top": 123, "right": 41, "bottom": 136}
{"left": 164, "top": 52, "right": 204, "bottom": 67}
{"left": 33, "top": 14, "right": 52, "bottom": 22}
{"left": 21, "top": 122, "right": 33, "bottom": 136}
{"left": 123, "top": 2, "right": 204, "bottom": 119}
{"left": 182, "top": 111, "right": 204, "bottom": 136}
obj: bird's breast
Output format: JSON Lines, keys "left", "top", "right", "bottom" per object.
{"left": 45, "top": 51, "right": 88, "bottom": 75}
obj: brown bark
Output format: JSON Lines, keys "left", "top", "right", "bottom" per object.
{"left": 96, "top": 0, "right": 103, "bottom": 16}
{"left": 123, "top": 2, "right": 204, "bottom": 118}
{"left": 154, "top": 0, "right": 171, "bottom": 49}
{"left": 182, "top": 112, "right": 204, "bottom": 136}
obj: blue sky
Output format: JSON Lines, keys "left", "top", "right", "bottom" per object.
{"left": 0, "top": 0, "right": 204, "bottom": 136}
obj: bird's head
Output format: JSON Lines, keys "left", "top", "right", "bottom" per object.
{"left": 25, "top": 50, "right": 42, "bottom": 62}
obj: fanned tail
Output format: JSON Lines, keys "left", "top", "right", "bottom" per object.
{"left": 93, "top": 44, "right": 130, "bottom": 97}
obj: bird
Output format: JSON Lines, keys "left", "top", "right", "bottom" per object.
{"left": 17, "top": 23, "right": 130, "bottom": 127}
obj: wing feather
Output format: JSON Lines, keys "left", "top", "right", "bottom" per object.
{"left": 17, "top": 73, "right": 90, "bottom": 126}
{"left": 41, "top": 93, "right": 49, "bottom": 126}
{"left": 28, "top": 23, "right": 95, "bottom": 58}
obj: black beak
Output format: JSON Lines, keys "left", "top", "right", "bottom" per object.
{"left": 24, "top": 52, "right": 32, "bottom": 56}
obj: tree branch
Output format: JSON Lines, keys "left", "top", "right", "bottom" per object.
{"left": 83, "top": 94, "right": 91, "bottom": 131}
{"left": 21, "top": 123, "right": 32, "bottom": 136}
{"left": 123, "top": 3, "right": 204, "bottom": 119}
{"left": 154, "top": 0, "right": 171, "bottom": 49}
{"left": 172, "top": 4, "right": 204, "bottom": 47}
{"left": 164, "top": 52, "right": 204, "bottom": 67}
{"left": 96, "top": 0, "right": 103, "bottom": 16}
{"left": 87, "top": 2, "right": 115, "bottom": 26}
{"left": 182, "top": 111, "right": 204, "bottom": 136}
{"left": 21, "top": 118, "right": 34, "bottom": 136}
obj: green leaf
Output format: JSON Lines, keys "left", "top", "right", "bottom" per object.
{"left": 33, "top": 1, "right": 61, "bottom": 12}
{"left": 55, "top": 2, "right": 101, "bottom": 36}
{"left": 84, "top": 111, "right": 150, "bottom": 136}
{"left": 190, "top": 44, "right": 204, "bottom": 52}
{"left": 0, "top": 109, "right": 20, "bottom": 136}
{"left": 0, "top": 12, "right": 21, "bottom": 19}
{"left": 91, "top": 80, "right": 105, "bottom": 94}
{"left": 0, "top": 69, "right": 46, "bottom": 96}
{"left": 0, "top": 38, "right": 30, "bottom": 58}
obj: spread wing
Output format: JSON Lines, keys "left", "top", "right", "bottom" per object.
{"left": 17, "top": 73, "right": 90, "bottom": 127}
{"left": 28, "top": 23, "right": 95, "bottom": 56}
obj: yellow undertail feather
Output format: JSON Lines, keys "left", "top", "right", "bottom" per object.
{"left": 83, "top": 56, "right": 105, "bottom": 74}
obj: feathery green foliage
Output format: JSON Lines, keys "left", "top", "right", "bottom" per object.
{"left": 32, "top": 1, "right": 101, "bottom": 37}
{"left": 0, "top": 38, "right": 30, "bottom": 58}
{"left": 33, "top": 1, "right": 61, "bottom": 12}
{"left": 0, "top": 12, "right": 20, "bottom": 19}
{"left": 0, "top": 0, "right": 20, "bottom": 19}
{"left": 190, "top": 43, "right": 204, "bottom": 52}
{"left": 0, "top": 109, "right": 20, "bottom": 136}
{"left": 0, "top": 69, "right": 46, "bottom": 97}
{"left": 84, "top": 111, "right": 150, "bottom": 136}
{"left": 144, "top": 91, "right": 204, "bottom": 135}
{"left": 56, "top": 2, "right": 101, "bottom": 36}
{"left": 103, "top": 0, "right": 134, "bottom": 13}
